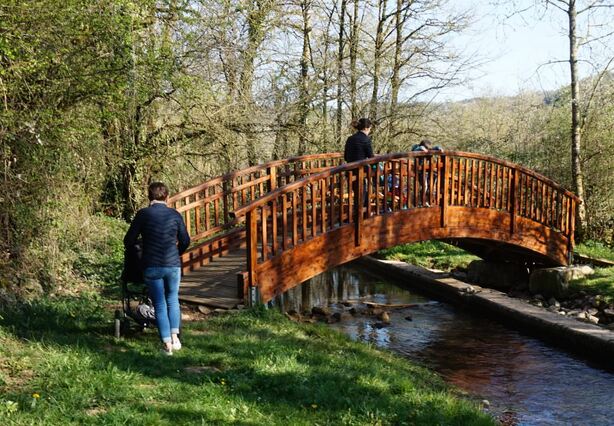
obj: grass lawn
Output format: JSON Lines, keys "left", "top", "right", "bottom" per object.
{"left": 378, "top": 241, "right": 478, "bottom": 271}
{"left": 575, "top": 240, "right": 614, "bottom": 262}
{"left": 569, "top": 267, "right": 614, "bottom": 304}
{"left": 0, "top": 294, "right": 494, "bottom": 425}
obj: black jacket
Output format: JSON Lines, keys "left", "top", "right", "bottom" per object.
{"left": 123, "top": 203, "right": 190, "bottom": 269}
{"left": 344, "top": 131, "right": 374, "bottom": 163}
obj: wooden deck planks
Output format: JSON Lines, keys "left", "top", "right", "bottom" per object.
{"left": 179, "top": 249, "right": 246, "bottom": 309}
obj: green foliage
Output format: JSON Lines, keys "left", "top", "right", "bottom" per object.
{"left": 0, "top": 299, "right": 494, "bottom": 425}
{"left": 378, "top": 241, "right": 479, "bottom": 270}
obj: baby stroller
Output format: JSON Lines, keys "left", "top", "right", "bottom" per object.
{"left": 114, "top": 240, "right": 157, "bottom": 338}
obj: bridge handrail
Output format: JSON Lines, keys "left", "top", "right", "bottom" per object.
{"left": 232, "top": 151, "right": 579, "bottom": 217}
{"left": 173, "top": 152, "right": 343, "bottom": 273}
{"left": 170, "top": 153, "right": 343, "bottom": 241}
{"left": 231, "top": 151, "right": 579, "bottom": 299}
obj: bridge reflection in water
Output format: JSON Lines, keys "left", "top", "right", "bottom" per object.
{"left": 169, "top": 152, "right": 579, "bottom": 308}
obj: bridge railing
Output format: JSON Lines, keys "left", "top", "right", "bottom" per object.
{"left": 231, "top": 151, "right": 580, "bottom": 302}
{"left": 169, "top": 153, "right": 343, "bottom": 272}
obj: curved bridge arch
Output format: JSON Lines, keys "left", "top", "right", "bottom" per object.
{"left": 231, "top": 152, "right": 580, "bottom": 303}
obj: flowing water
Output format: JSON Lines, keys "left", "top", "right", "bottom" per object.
{"left": 275, "top": 264, "right": 614, "bottom": 425}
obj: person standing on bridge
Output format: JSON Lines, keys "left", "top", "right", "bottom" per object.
{"left": 344, "top": 118, "right": 374, "bottom": 163}
{"left": 124, "top": 182, "right": 190, "bottom": 356}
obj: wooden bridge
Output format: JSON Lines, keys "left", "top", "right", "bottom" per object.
{"left": 169, "top": 152, "right": 579, "bottom": 308}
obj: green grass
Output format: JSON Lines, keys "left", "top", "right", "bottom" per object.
{"left": 378, "top": 241, "right": 479, "bottom": 271}
{"left": 575, "top": 240, "right": 614, "bottom": 262}
{"left": 569, "top": 267, "right": 614, "bottom": 304}
{"left": 0, "top": 295, "right": 494, "bottom": 425}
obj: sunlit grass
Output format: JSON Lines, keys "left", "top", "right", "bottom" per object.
{"left": 378, "top": 240, "right": 479, "bottom": 270}
{"left": 570, "top": 267, "right": 614, "bottom": 304}
{"left": 575, "top": 240, "right": 614, "bottom": 262}
{"left": 0, "top": 296, "right": 494, "bottom": 425}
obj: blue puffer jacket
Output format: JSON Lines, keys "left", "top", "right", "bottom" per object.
{"left": 123, "top": 203, "right": 190, "bottom": 269}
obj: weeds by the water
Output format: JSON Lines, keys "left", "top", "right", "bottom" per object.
{"left": 0, "top": 295, "right": 494, "bottom": 425}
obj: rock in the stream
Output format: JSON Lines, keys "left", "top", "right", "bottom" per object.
{"left": 312, "top": 306, "right": 331, "bottom": 316}
{"left": 377, "top": 311, "right": 391, "bottom": 323}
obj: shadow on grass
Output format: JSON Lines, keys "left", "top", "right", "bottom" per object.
{"left": 0, "top": 297, "right": 491, "bottom": 425}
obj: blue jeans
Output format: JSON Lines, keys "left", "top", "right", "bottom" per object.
{"left": 143, "top": 266, "right": 181, "bottom": 343}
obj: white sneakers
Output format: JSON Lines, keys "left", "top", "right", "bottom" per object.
{"left": 172, "top": 339, "right": 182, "bottom": 351}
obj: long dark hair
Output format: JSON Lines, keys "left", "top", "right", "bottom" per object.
{"left": 351, "top": 118, "right": 373, "bottom": 131}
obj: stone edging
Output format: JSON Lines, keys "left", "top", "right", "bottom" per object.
{"left": 358, "top": 256, "right": 614, "bottom": 365}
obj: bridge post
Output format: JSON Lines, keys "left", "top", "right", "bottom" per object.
{"left": 268, "top": 166, "right": 277, "bottom": 192}
{"left": 354, "top": 166, "right": 364, "bottom": 246}
{"left": 246, "top": 210, "right": 258, "bottom": 289}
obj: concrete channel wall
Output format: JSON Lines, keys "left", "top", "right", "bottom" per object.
{"left": 358, "top": 256, "right": 614, "bottom": 367}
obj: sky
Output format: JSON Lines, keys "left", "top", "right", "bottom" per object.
{"left": 436, "top": 1, "right": 611, "bottom": 101}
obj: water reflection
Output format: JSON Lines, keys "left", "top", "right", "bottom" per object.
{"left": 274, "top": 263, "right": 614, "bottom": 425}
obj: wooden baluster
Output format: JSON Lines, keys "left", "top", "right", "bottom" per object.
{"left": 320, "top": 178, "right": 326, "bottom": 233}
{"left": 376, "top": 162, "right": 382, "bottom": 213}
{"left": 329, "top": 175, "right": 335, "bottom": 228}
{"left": 429, "top": 157, "right": 436, "bottom": 207}
{"left": 399, "top": 159, "right": 406, "bottom": 210}
{"left": 498, "top": 165, "right": 504, "bottom": 210}
{"left": 348, "top": 170, "right": 354, "bottom": 224}
{"left": 281, "top": 193, "right": 288, "bottom": 250}
{"left": 184, "top": 196, "right": 192, "bottom": 235}
{"left": 204, "top": 201, "right": 210, "bottom": 233}
{"left": 365, "top": 164, "right": 372, "bottom": 216}
{"left": 510, "top": 168, "right": 518, "bottom": 234}
{"left": 214, "top": 197, "right": 220, "bottom": 227}
{"left": 462, "top": 159, "right": 468, "bottom": 207}
{"left": 568, "top": 198, "right": 576, "bottom": 259}
{"left": 261, "top": 205, "right": 268, "bottom": 260}
{"left": 302, "top": 186, "right": 307, "bottom": 242}
{"left": 441, "top": 155, "right": 449, "bottom": 227}
{"left": 312, "top": 182, "right": 317, "bottom": 238}
{"left": 496, "top": 164, "right": 501, "bottom": 210}
{"left": 480, "top": 161, "right": 486, "bottom": 208}
{"left": 271, "top": 199, "right": 278, "bottom": 256}
{"left": 339, "top": 171, "right": 344, "bottom": 224}
{"left": 383, "top": 161, "right": 390, "bottom": 212}
{"left": 292, "top": 190, "right": 298, "bottom": 247}
{"left": 355, "top": 166, "right": 364, "bottom": 246}
{"left": 195, "top": 192, "right": 202, "bottom": 237}
{"left": 268, "top": 166, "right": 277, "bottom": 193}
{"left": 476, "top": 161, "right": 482, "bottom": 207}
{"left": 246, "top": 210, "right": 258, "bottom": 288}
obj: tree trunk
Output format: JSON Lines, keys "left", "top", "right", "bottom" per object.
{"left": 349, "top": 0, "right": 360, "bottom": 118}
{"left": 240, "top": 1, "right": 274, "bottom": 166}
{"left": 369, "top": 0, "right": 387, "bottom": 124}
{"left": 389, "top": 0, "right": 403, "bottom": 136}
{"left": 568, "top": 0, "right": 587, "bottom": 238}
{"left": 298, "top": 0, "right": 312, "bottom": 155}
{"left": 336, "top": 0, "right": 348, "bottom": 145}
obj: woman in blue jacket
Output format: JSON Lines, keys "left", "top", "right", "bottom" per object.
{"left": 124, "top": 182, "right": 190, "bottom": 355}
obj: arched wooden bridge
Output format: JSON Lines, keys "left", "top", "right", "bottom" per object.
{"left": 169, "top": 152, "right": 579, "bottom": 307}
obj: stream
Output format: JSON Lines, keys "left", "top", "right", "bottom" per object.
{"left": 274, "top": 263, "right": 614, "bottom": 425}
